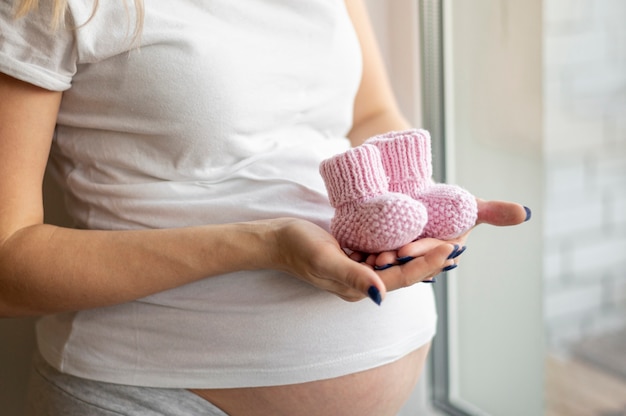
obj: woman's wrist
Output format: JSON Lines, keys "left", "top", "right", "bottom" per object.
{"left": 210, "top": 218, "right": 295, "bottom": 274}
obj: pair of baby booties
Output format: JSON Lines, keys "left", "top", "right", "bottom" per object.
{"left": 319, "top": 129, "right": 478, "bottom": 253}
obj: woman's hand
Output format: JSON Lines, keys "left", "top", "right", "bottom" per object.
{"left": 351, "top": 199, "right": 531, "bottom": 285}
{"left": 268, "top": 218, "right": 459, "bottom": 305}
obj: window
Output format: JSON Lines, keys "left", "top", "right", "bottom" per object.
{"left": 369, "top": 1, "right": 545, "bottom": 414}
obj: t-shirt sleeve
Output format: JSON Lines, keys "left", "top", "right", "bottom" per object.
{"left": 0, "top": 2, "right": 76, "bottom": 91}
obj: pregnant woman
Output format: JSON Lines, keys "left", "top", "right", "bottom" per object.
{"left": 0, "top": 1, "right": 529, "bottom": 414}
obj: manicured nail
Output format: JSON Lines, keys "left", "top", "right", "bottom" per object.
{"left": 524, "top": 206, "right": 532, "bottom": 222}
{"left": 447, "top": 244, "right": 460, "bottom": 259}
{"left": 423, "top": 278, "right": 436, "bottom": 283}
{"left": 396, "top": 256, "right": 415, "bottom": 264}
{"left": 450, "top": 246, "right": 467, "bottom": 259}
{"left": 374, "top": 263, "right": 394, "bottom": 271}
{"left": 442, "top": 264, "right": 458, "bottom": 272}
{"left": 368, "top": 286, "right": 382, "bottom": 305}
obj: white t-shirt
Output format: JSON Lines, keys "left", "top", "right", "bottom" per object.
{"left": 0, "top": 0, "right": 436, "bottom": 388}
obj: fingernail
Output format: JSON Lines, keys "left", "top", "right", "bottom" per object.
{"left": 442, "top": 264, "right": 458, "bottom": 272}
{"left": 524, "top": 206, "right": 532, "bottom": 222}
{"left": 374, "top": 263, "right": 394, "bottom": 271}
{"left": 450, "top": 246, "right": 467, "bottom": 259}
{"left": 396, "top": 256, "right": 415, "bottom": 264}
{"left": 368, "top": 286, "right": 382, "bottom": 305}
{"left": 423, "top": 278, "right": 436, "bottom": 283}
{"left": 447, "top": 244, "right": 460, "bottom": 259}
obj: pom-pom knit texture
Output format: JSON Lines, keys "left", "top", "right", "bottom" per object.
{"left": 319, "top": 144, "right": 428, "bottom": 252}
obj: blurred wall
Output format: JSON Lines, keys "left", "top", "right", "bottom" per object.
{"left": 543, "top": 0, "right": 626, "bottom": 352}
{"left": 0, "top": 318, "right": 37, "bottom": 416}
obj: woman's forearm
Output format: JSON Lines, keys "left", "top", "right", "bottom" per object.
{"left": 348, "top": 108, "right": 412, "bottom": 146}
{"left": 0, "top": 221, "right": 275, "bottom": 317}
{"left": 345, "top": 0, "right": 413, "bottom": 147}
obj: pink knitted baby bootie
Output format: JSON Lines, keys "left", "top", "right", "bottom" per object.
{"left": 319, "top": 144, "right": 428, "bottom": 253}
{"left": 366, "top": 129, "right": 477, "bottom": 240}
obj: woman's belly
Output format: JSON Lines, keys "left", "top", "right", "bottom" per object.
{"left": 190, "top": 342, "right": 431, "bottom": 416}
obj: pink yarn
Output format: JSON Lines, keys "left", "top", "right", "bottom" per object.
{"left": 366, "top": 129, "right": 432, "bottom": 192}
{"left": 366, "top": 129, "right": 478, "bottom": 239}
{"left": 418, "top": 184, "right": 478, "bottom": 239}
{"left": 319, "top": 144, "right": 428, "bottom": 253}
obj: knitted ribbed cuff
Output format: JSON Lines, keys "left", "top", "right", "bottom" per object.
{"left": 366, "top": 129, "right": 432, "bottom": 194}
{"left": 319, "top": 144, "right": 388, "bottom": 208}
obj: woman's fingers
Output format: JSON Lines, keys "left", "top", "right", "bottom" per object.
{"left": 315, "top": 241, "right": 460, "bottom": 304}
{"left": 314, "top": 255, "right": 388, "bottom": 304}
{"left": 374, "top": 243, "right": 458, "bottom": 292}
{"left": 324, "top": 242, "right": 456, "bottom": 304}
{"left": 293, "top": 232, "right": 388, "bottom": 304}
{"left": 476, "top": 198, "right": 531, "bottom": 227}
{"left": 364, "top": 238, "right": 456, "bottom": 270}
{"left": 395, "top": 238, "right": 453, "bottom": 260}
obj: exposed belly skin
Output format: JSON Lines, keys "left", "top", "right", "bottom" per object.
{"left": 190, "top": 343, "right": 431, "bottom": 416}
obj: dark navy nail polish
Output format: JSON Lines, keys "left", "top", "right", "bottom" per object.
{"left": 374, "top": 263, "right": 394, "bottom": 271}
{"left": 368, "top": 286, "right": 382, "bottom": 305}
{"left": 524, "top": 206, "right": 532, "bottom": 222}
{"left": 423, "top": 278, "right": 436, "bottom": 283}
{"left": 451, "top": 246, "right": 467, "bottom": 259}
{"left": 442, "top": 264, "right": 458, "bottom": 272}
{"left": 447, "top": 244, "right": 460, "bottom": 260}
{"left": 396, "top": 256, "right": 415, "bottom": 264}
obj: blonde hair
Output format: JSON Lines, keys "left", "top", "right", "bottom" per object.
{"left": 14, "top": 0, "right": 144, "bottom": 40}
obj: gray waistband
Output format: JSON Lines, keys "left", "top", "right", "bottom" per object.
{"left": 25, "top": 352, "right": 228, "bottom": 416}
